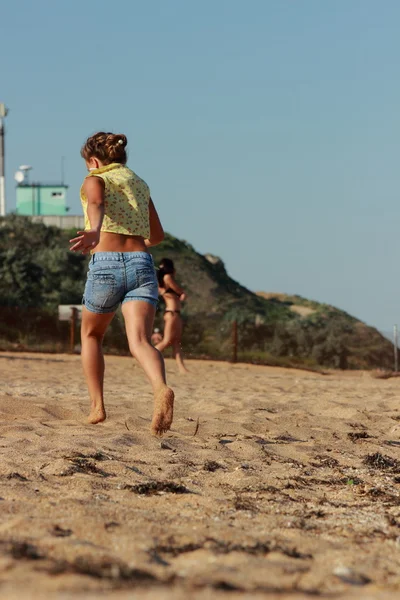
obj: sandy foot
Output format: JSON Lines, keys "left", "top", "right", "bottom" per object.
{"left": 87, "top": 405, "right": 106, "bottom": 424}
{"left": 151, "top": 385, "right": 174, "bottom": 436}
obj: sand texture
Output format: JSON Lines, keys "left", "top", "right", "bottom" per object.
{"left": 0, "top": 352, "right": 400, "bottom": 599}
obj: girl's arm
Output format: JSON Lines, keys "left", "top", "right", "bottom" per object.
{"left": 144, "top": 198, "right": 164, "bottom": 247}
{"left": 70, "top": 177, "right": 105, "bottom": 253}
{"left": 163, "top": 274, "right": 185, "bottom": 298}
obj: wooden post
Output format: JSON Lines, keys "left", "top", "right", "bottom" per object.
{"left": 232, "top": 320, "right": 238, "bottom": 363}
{"left": 394, "top": 325, "right": 398, "bottom": 372}
{"left": 70, "top": 307, "right": 78, "bottom": 353}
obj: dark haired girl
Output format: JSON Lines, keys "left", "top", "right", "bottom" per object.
{"left": 156, "top": 258, "right": 188, "bottom": 373}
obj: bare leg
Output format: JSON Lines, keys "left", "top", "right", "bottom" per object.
{"left": 155, "top": 314, "right": 174, "bottom": 352}
{"left": 172, "top": 315, "right": 188, "bottom": 373}
{"left": 81, "top": 307, "right": 115, "bottom": 424}
{"left": 173, "top": 340, "right": 189, "bottom": 374}
{"left": 122, "top": 301, "right": 174, "bottom": 436}
{"left": 157, "top": 314, "right": 188, "bottom": 373}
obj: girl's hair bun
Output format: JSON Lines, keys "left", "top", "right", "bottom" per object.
{"left": 81, "top": 132, "right": 128, "bottom": 164}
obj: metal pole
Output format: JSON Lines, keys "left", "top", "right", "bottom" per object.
{"left": 394, "top": 325, "right": 398, "bottom": 372}
{"left": 232, "top": 320, "right": 238, "bottom": 363}
{"left": 70, "top": 307, "right": 77, "bottom": 353}
{"left": 0, "top": 117, "right": 5, "bottom": 217}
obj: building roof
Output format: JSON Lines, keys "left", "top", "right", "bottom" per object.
{"left": 17, "top": 183, "right": 69, "bottom": 188}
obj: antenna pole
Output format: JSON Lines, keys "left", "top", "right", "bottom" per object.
{"left": 0, "top": 116, "right": 5, "bottom": 217}
{"left": 0, "top": 104, "right": 8, "bottom": 217}
{"left": 61, "top": 156, "right": 65, "bottom": 185}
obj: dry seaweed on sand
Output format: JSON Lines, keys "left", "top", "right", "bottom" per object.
{"left": 363, "top": 453, "right": 400, "bottom": 472}
{"left": 122, "top": 481, "right": 193, "bottom": 495}
{"left": 348, "top": 431, "right": 373, "bottom": 442}
{"left": 60, "top": 455, "right": 112, "bottom": 477}
{"left": 203, "top": 460, "right": 224, "bottom": 472}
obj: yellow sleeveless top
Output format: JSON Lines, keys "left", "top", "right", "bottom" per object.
{"left": 80, "top": 163, "right": 151, "bottom": 237}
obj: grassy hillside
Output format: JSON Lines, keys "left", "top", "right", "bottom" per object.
{"left": 0, "top": 216, "right": 394, "bottom": 370}
{"left": 256, "top": 292, "right": 391, "bottom": 370}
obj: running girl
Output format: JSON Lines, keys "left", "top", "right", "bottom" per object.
{"left": 156, "top": 258, "right": 189, "bottom": 373}
{"left": 69, "top": 132, "right": 173, "bottom": 435}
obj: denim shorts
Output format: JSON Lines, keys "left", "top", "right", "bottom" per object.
{"left": 82, "top": 252, "right": 158, "bottom": 314}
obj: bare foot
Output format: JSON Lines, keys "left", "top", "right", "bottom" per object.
{"left": 88, "top": 406, "right": 106, "bottom": 424}
{"left": 151, "top": 385, "right": 174, "bottom": 436}
{"left": 179, "top": 367, "right": 189, "bottom": 375}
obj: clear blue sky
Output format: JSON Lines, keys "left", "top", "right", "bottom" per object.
{"left": 2, "top": 0, "right": 400, "bottom": 331}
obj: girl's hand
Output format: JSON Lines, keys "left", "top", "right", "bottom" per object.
{"left": 179, "top": 293, "right": 187, "bottom": 302}
{"left": 69, "top": 230, "right": 100, "bottom": 254}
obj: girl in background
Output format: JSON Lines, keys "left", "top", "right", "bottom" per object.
{"left": 69, "top": 132, "right": 173, "bottom": 435}
{"left": 156, "top": 258, "right": 188, "bottom": 373}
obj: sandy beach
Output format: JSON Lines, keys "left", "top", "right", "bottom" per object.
{"left": 0, "top": 352, "right": 400, "bottom": 599}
